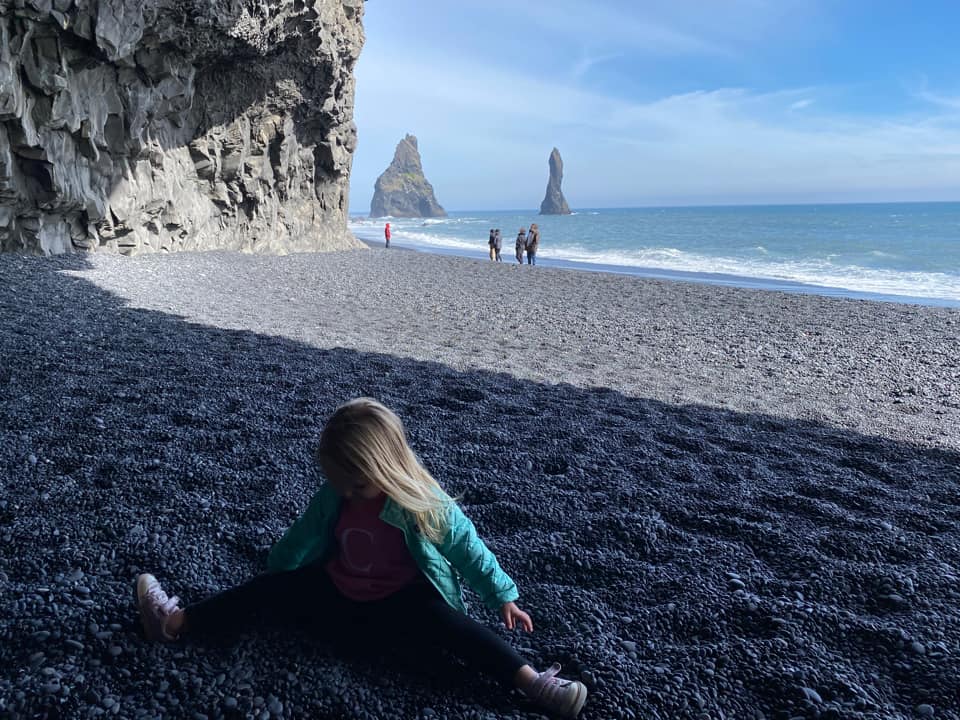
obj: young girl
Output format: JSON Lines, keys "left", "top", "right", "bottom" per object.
{"left": 136, "top": 398, "right": 588, "bottom": 718}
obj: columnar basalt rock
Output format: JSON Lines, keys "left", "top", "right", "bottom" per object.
{"left": 0, "top": 0, "right": 366, "bottom": 255}
{"left": 539, "top": 147, "right": 571, "bottom": 215}
{"left": 369, "top": 134, "right": 446, "bottom": 218}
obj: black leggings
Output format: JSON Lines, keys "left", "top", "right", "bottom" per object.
{"left": 185, "top": 564, "right": 528, "bottom": 687}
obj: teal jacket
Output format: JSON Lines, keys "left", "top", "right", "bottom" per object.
{"left": 267, "top": 484, "right": 519, "bottom": 614}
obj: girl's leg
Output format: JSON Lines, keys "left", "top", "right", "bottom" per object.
{"left": 372, "top": 586, "right": 527, "bottom": 687}
{"left": 182, "top": 563, "right": 343, "bottom": 637}
{"left": 351, "top": 585, "right": 588, "bottom": 718}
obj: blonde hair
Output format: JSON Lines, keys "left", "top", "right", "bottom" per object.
{"left": 316, "top": 398, "right": 453, "bottom": 543}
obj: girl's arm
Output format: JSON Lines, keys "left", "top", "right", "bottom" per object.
{"left": 266, "top": 487, "right": 333, "bottom": 572}
{"left": 436, "top": 503, "right": 519, "bottom": 611}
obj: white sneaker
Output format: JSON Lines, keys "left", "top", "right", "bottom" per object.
{"left": 135, "top": 573, "right": 181, "bottom": 642}
{"left": 527, "top": 663, "right": 588, "bottom": 718}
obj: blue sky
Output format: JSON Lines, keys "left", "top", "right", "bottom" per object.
{"left": 349, "top": 1, "right": 960, "bottom": 212}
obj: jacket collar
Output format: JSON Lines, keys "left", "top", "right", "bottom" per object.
{"left": 379, "top": 496, "right": 408, "bottom": 529}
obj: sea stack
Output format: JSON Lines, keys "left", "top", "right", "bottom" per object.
{"left": 370, "top": 135, "right": 447, "bottom": 218}
{"left": 539, "top": 147, "right": 572, "bottom": 215}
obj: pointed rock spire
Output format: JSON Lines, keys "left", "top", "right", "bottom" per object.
{"left": 539, "top": 147, "right": 571, "bottom": 215}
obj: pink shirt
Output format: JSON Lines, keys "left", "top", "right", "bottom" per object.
{"left": 325, "top": 494, "right": 422, "bottom": 601}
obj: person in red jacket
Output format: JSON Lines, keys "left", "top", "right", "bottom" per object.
{"left": 384, "top": 222, "right": 391, "bottom": 248}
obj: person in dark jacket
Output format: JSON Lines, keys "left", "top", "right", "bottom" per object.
{"left": 525, "top": 224, "right": 540, "bottom": 265}
{"left": 493, "top": 229, "right": 503, "bottom": 262}
{"left": 488, "top": 229, "right": 496, "bottom": 261}
{"left": 515, "top": 228, "right": 526, "bottom": 264}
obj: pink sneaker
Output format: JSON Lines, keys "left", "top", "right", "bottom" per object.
{"left": 527, "top": 663, "right": 588, "bottom": 718}
{"left": 135, "top": 573, "right": 181, "bottom": 642}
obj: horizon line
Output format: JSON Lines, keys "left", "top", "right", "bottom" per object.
{"left": 351, "top": 198, "right": 960, "bottom": 216}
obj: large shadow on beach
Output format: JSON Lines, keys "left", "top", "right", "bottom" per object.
{"left": 1, "top": 255, "right": 957, "bottom": 720}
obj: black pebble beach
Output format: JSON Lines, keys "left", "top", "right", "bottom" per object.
{"left": 1, "top": 249, "right": 958, "bottom": 719}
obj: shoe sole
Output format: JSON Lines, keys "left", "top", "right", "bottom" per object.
{"left": 568, "top": 683, "right": 587, "bottom": 718}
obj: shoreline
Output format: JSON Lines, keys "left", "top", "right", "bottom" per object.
{"left": 350, "top": 222, "right": 960, "bottom": 309}
{"left": 365, "top": 234, "right": 960, "bottom": 308}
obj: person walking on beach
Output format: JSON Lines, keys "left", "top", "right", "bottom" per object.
{"left": 134, "top": 398, "right": 588, "bottom": 719}
{"left": 384, "top": 222, "right": 391, "bottom": 249}
{"left": 494, "top": 229, "right": 503, "bottom": 262}
{"left": 525, "top": 223, "right": 540, "bottom": 265}
{"left": 488, "top": 228, "right": 497, "bottom": 261}
{"left": 515, "top": 227, "right": 526, "bottom": 264}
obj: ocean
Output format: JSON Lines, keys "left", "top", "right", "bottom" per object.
{"left": 349, "top": 203, "right": 960, "bottom": 307}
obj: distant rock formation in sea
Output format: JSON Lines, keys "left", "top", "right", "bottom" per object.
{"left": 370, "top": 135, "right": 447, "bottom": 218}
{"left": 0, "top": 0, "right": 365, "bottom": 255}
{"left": 539, "top": 148, "right": 572, "bottom": 215}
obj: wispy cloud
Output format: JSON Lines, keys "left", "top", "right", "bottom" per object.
{"left": 464, "top": 0, "right": 733, "bottom": 57}
{"left": 571, "top": 51, "right": 622, "bottom": 81}
{"left": 790, "top": 99, "right": 815, "bottom": 111}
{"left": 916, "top": 90, "right": 960, "bottom": 111}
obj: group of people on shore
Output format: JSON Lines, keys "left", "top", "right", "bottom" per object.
{"left": 489, "top": 224, "right": 540, "bottom": 265}
{"left": 384, "top": 221, "right": 542, "bottom": 266}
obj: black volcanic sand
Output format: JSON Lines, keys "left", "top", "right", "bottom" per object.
{"left": 1, "top": 250, "right": 958, "bottom": 720}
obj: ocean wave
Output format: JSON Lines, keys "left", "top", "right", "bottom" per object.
{"left": 388, "top": 229, "right": 482, "bottom": 252}
{"left": 552, "top": 246, "right": 960, "bottom": 301}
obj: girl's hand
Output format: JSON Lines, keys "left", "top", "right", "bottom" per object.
{"left": 500, "top": 601, "right": 533, "bottom": 632}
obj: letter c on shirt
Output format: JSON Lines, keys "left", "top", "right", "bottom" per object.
{"left": 340, "top": 528, "right": 375, "bottom": 573}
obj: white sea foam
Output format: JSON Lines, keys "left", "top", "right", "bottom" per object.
{"left": 550, "top": 245, "right": 960, "bottom": 301}
{"left": 392, "top": 229, "right": 481, "bottom": 252}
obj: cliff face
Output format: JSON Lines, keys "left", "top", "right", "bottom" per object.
{"left": 539, "top": 147, "right": 571, "bottom": 215}
{"left": 369, "top": 134, "right": 446, "bottom": 218}
{"left": 0, "top": 0, "right": 365, "bottom": 255}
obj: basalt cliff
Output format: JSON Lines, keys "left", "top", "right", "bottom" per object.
{"left": 369, "top": 134, "right": 446, "bottom": 218}
{"left": 0, "top": 0, "right": 365, "bottom": 255}
{"left": 539, "top": 147, "right": 571, "bottom": 215}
